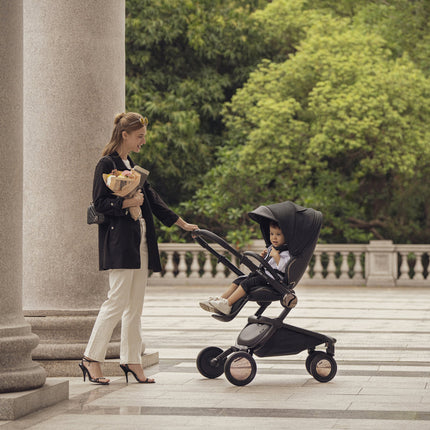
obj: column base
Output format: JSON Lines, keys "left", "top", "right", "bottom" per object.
{"left": 24, "top": 311, "right": 122, "bottom": 360}
{"left": 0, "top": 379, "right": 69, "bottom": 421}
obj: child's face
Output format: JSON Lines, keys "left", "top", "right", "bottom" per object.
{"left": 269, "top": 225, "right": 286, "bottom": 248}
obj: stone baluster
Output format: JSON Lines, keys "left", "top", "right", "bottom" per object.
{"left": 150, "top": 269, "right": 162, "bottom": 279}
{"left": 399, "top": 251, "right": 410, "bottom": 280}
{"left": 413, "top": 252, "right": 424, "bottom": 281}
{"left": 163, "top": 251, "right": 175, "bottom": 279}
{"left": 339, "top": 252, "right": 350, "bottom": 280}
{"left": 215, "top": 253, "right": 226, "bottom": 279}
{"left": 189, "top": 251, "right": 201, "bottom": 279}
{"left": 326, "top": 251, "right": 337, "bottom": 280}
{"left": 176, "top": 251, "right": 188, "bottom": 279}
{"left": 352, "top": 252, "right": 363, "bottom": 280}
{"left": 313, "top": 252, "right": 323, "bottom": 280}
{"left": 202, "top": 252, "right": 213, "bottom": 278}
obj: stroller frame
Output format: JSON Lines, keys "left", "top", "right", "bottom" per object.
{"left": 193, "top": 227, "right": 337, "bottom": 386}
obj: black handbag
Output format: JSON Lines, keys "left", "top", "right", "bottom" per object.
{"left": 87, "top": 202, "right": 105, "bottom": 225}
{"left": 87, "top": 156, "right": 117, "bottom": 225}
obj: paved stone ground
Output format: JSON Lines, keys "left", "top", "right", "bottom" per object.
{"left": 1, "top": 285, "right": 430, "bottom": 429}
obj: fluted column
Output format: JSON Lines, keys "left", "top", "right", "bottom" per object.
{"left": 22, "top": 0, "right": 126, "bottom": 366}
{"left": 0, "top": 0, "right": 46, "bottom": 394}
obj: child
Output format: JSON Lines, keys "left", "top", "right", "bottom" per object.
{"left": 199, "top": 221, "right": 291, "bottom": 315}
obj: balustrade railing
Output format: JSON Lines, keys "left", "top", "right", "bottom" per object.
{"left": 148, "top": 240, "right": 430, "bottom": 287}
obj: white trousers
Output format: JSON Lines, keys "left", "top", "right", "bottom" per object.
{"left": 84, "top": 219, "right": 149, "bottom": 364}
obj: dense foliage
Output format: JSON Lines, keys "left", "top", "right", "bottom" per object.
{"left": 126, "top": 0, "right": 430, "bottom": 245}
{"left": 126, "top": 0, "right": 268, "bottom": 204}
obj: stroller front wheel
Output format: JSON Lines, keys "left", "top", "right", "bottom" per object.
{"left": 224, "top": 351, "right": 257, "bottom": 386}
{"left": 309, "top": 353, "right": 337, "bottom": 383}
{"left": 196, "top": 347, "right": 226, "bottom": 379}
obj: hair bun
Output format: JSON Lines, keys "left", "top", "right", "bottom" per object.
{"left": 114, "top": 112, "right": 126, "bottom": 125}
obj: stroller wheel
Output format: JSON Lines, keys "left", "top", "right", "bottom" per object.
{"left": 309, "top": 353, "right": 337, "bottom": 383}
{"left": 196, "top": 347, "right": 226, "bottom": 379}
{"left": 224, "top": 351, "right": 257, "bottom": 386}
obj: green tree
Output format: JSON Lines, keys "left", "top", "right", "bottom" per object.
{"left": 125, "top": 0, "right": 269, "bottom": 206}
{"left": 186, "top": 13, "right": 430, "bottom": 244}
{"left": 310, "top": 0, "right": 430, "bottom": 74}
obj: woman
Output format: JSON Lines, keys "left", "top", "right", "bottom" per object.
{"left": 80, "top": 112, "right": 198, "bottom": 385}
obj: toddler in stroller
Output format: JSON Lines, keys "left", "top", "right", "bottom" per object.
{"left": 192, "top": 201, "right": 337, "bottom": 386}
{"left": 199, "top": 220, "right": 296, "bottom": 315}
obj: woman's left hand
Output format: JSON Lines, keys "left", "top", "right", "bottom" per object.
{"left": 175, "top": 217, "right": 199, "bottom": 231}
{"left": 181, "top": 222, "right": 199, "bottom": 231}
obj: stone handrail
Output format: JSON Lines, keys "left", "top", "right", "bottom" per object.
{"left": 148, "top": 240, "right": 430, "bottom": 287}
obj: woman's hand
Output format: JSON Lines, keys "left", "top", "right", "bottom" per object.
{"left": 133, "top": 190, "right": 144, "bottom": 206}
{"left": 175, "top": 217, "right": 199, "bottom": 231}
{"left": 122, "top": 190, "right": 144, "bottom": 209}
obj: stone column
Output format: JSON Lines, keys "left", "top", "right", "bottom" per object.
{"left": 22, "top": 0, "right": 128, "bottom": 373}
{"left": 0, "top": 0, "right": 46, "bottom": 395}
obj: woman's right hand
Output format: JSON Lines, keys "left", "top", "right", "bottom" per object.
{"left": 133, "top": 190, "right": 144, "bottom": 206}
{"left": 122, "top": 190, "right": 144, "bottom": 209}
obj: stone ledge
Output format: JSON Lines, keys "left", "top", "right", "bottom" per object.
{"left": 0, "top": 379, "right": 69, "bottom": 421}
{"left": 36, "top": 351, "right": 159, "bottom": 377}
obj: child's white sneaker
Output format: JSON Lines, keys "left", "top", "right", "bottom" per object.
{"left": 199, "top": 297, "right": 220, "bottom": 313}
{"left": 210, "top": 298, "right": 232, "bottom": 315}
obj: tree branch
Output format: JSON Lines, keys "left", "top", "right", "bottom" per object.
{"left": 347, "top": 217, "right": 386, "bottom": 240}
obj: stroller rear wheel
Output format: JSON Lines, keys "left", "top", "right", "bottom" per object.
{"left": 309, "top": 352, "right": 337, "bottom": 383}
{"left": 224, "top": 351, "right": 257, "bottom": 386}
{"left": 305, "top": 351, "right": 321, "bottom": 375}
{"left": 196, "top": 347, "right": 226, "bottom": 379}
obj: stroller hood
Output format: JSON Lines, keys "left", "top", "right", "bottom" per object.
{"left": 248, "top": 201, "right": 322, "bottom": 257}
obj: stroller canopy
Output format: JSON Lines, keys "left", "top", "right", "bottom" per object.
{"left": 248, "top": 201, "right": 322, "bottom": 257}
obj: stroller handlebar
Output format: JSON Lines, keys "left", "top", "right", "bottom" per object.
{"left": 192, "top": 229, "right": 243, "bottom": 260}
{"left": 192, "top": 230, "right": 293, "bottom": 296}
{"left": 191, "top": 229, "right": 245, "bottom": 277}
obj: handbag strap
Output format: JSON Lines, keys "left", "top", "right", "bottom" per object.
{"left": 102, "top": 154, "right": 117, "bottom": 171}
{"left": 90, "top": 155, "right": 117, "bottom": 205}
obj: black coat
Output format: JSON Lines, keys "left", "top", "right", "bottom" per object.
{"left": 93, "top": 152, "right": 179, "bottom": 271}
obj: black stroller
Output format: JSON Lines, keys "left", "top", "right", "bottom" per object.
{"left": 192, "top": 201, "right": 337, "bottom": 386}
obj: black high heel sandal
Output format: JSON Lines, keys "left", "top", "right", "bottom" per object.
{"left": 79, "top": 357, "right": 110, "bottom": 385}
{"left": 120, "top": 364, "right": 155, "bottom": 384}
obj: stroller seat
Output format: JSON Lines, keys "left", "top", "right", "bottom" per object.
{"left": 211, "top": 252, "right": 302, "bottom": 322}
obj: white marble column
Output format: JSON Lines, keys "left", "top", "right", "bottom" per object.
{"left": 22, "top": 0, "right": 126, "bottom": 366}
{"left": 0, "top": 0, "right": 47, "bottom": 395}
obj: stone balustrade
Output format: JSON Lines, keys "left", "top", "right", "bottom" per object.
{"left": 148, "top": 240, "right": 430, "bottom": 287}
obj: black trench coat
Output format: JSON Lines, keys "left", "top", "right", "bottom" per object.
{"left": 93, "top": 152, "right": 179, "bottom": 271}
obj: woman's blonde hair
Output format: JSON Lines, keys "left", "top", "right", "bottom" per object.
{"left": 102, "top": 112, "right": 148, "bottom": 156}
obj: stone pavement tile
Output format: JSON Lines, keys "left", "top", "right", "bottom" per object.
{"left": 360, "top": 387, "right": 430, "bottom": 396}
{"left": 348, "top": 401, "right": 430, "bottom": 412}
{"left": 367, "top": 376, "right": 429, "bottom": 388}
{"left": 26, "top": 414, "right": 341, "bottom": 430}
{"left": 333, "top": 419, "right": 430, "bottom": 430}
